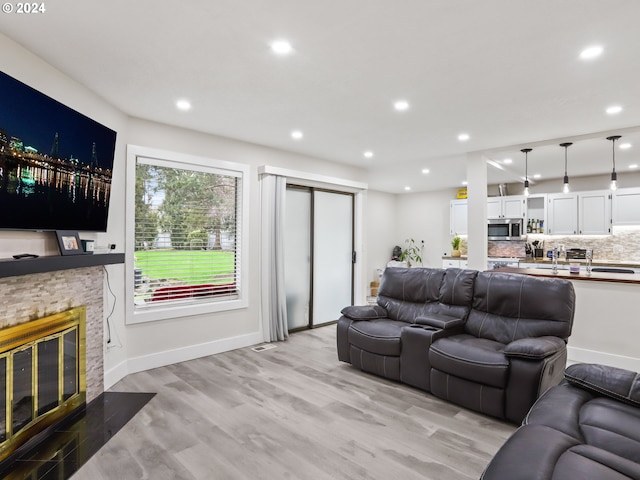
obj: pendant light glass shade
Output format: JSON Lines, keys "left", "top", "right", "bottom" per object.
{"left": 607, "top": 135, "right": 621, "bottom": 191}
{"left": 560, "top": 142, "right": 572, "bottom": 194}
{"left": 521, "top": 148, "right": 532, "bottom": 196}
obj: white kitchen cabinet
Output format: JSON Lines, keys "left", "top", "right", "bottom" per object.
{"left": 578, "top": 190, "right": 611, "bottom": 235}
{"left": 487, "top": 198, "right": 501, "bottom": 219}
{"left": 487, "top": 196, "right": 526, "bottom": 219}
{"left": 612, "top": 187, "right": 640, "bottom": 226}
{"left": 442, "top": 259, "right": 468, "bottom": 269}
{"left": 450, "top": 199, "right": 467, "bottom": 235}
{"left": 547, "top": 193, "right": 578, "bottom": 235}
{"left": 547, "top": 191, "right": 611, "bottom": 235}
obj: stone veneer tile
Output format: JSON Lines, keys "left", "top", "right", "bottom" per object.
{"left": 490, "top": 227, "right": 640, "bottom": 263}
{"left": 0, "top": 266, "right": 104, "bottom": 402}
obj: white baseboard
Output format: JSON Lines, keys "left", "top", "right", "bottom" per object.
{"left": 104, "top": 360, "right": 130, "bottom": 391}
{"left": 568, "top": 346, "right": 640, "bottom": 372}
{"left": 103, "top": 331, "right": 264, "bottom": 390}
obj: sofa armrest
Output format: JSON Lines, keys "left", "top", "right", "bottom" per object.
{"left": 564, "top": 363, "right": 640, "bottom": 407}
{"left": 415, "top": 313, "right": 465, "bottom": 330}
{"left": 503, "top": 336, "right": 565, "bottom": 360}
{"left": 340, "top": 304, "right": 387, "bottom": 321}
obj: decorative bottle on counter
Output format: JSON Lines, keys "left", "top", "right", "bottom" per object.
{"left": 527, "top": 220, "right": 532, "bottom": 233}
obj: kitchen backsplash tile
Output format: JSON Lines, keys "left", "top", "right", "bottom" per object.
{"left": 489, "top": 227, "right": 640, "bottom": 263}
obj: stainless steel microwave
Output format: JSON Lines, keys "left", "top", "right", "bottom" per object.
{"left": 488, "top": 218, "right": 525, "bottom": 241}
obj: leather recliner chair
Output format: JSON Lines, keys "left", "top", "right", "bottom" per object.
{"left": 428, "top": 271, "right": 575, "bottom": 423}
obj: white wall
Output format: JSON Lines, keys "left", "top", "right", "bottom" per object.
{"left": 394, "top": 189, "right": 458, "bottom": 268}
{"left": 363, "top": 190, "right": 397, "bottom": 285}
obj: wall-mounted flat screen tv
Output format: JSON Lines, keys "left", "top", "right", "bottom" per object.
{"left": 0, "top": 70, "right": 117, "bottom": 232}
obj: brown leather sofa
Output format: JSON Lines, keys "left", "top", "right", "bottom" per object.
{"left": 482, "top": 363, "right": 640, "bottom": 479}
{"left": 337, "top": 267, "right": 576, "bottom": 424}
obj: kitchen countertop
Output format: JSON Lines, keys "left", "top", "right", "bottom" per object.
{"left": 519, "top": 258, "right": 640, "bottom": 268}
{"left": 493, "top": 266, "right": 640, "bottom": 284}
{"left": 441, "top": 255, "right": 640, "bottom": 269}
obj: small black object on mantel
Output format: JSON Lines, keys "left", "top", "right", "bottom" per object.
{"left": 12, "top": 253, "right": 39, "bottom": 259}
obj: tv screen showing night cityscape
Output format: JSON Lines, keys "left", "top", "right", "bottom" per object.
{"left": 0, "top": 70, "right": 117, "bottom": 232}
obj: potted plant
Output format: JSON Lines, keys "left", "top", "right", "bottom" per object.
{"left": 451, "top": 234, "right": 462, "bottom": 257}
{"left": 400, "top": 238, "right": 423, "bottom": 267}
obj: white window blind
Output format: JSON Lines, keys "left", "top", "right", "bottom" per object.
{"left": 133, "top": 157, "right": 242, "bottom": 309}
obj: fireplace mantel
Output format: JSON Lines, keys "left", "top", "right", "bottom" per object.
{"left": 0, "top": 253, "right": 124, "bottom": 278}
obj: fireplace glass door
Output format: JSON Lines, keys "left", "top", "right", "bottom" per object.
{"left": 12, "top": 346, "right": 33, "bottom": 433}
{"left": 0, "top": 307, "right": 86, "bottom": 462}
{"left": 37, "top": 336, "right": 60, "bottom": 417}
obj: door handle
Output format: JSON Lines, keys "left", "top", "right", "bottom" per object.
{"left": 352, "top": 251, "right": 357, "bottom": 263}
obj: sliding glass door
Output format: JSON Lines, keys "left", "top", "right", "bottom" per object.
{"left": 284, "top": 188, "right": 311, "bottom": 330}
{"left": 285, "top": 186, "right": 354, "bottom": 331}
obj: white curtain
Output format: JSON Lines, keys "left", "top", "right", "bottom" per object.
{"left": 260, "top": 174, "right": 289, "bottom": 342}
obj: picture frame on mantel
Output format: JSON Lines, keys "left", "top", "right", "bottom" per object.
{"left": 55, "top": 231, "right": 84, "bottom": 256}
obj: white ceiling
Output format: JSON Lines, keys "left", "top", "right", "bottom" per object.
{"left": 2, "top": 0, "right": 640, "bottom": 193}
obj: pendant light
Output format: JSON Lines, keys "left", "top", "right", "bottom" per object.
{"left": 607, "top": 135, "right": 621, "bottom": 191}
{"left": 521, "top": 148, "right": 532, "bottom": 196}
{"left": 560, "top": 142, "right": 572, "bottom": 193}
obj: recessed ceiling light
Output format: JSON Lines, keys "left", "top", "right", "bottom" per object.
{"left": 503, "top": 158, "right": 512, "bottom": 164}
{"left": 606, "top": 105, "right": 623, "bottom": 115}
{"left": 458, "top": 133, "right": 470, "bottom": 142}
{"left": 421, "top": 168, "right": 430, "bottom": 174}
{"left": 176, "top": 99, "right": 192, "bottom": 111}
{"left": 619, "top": 143, "right": 632, "bottom": 150}
{"left": 271, "top": 40, "right": 293, "bottom": 55}
{"left": 462, "top": 181, "right": 468, "bottom": 186}
{"left": 533, "top": 173, "right": 542, "bottom": 179}
{"left": 291, "top": 130, "right": 303, "bottom": 140}
{"left": 404, "top": 186, "right": 411, "bottom": 191}
{"left": 579, "top": 45, "right": 603, "bottom": 60}
{"left": 630, "top": 164, "right": 638, "bottom": 169}
{"left": 394, "top": 100, "right": 410, "bottom": 111}
{"left": 363, "top": 151, "right": 374, "bottom": 158}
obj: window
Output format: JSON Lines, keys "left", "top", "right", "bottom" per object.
{"left": 126, "top": 146, "right": 249, "bottom": 324}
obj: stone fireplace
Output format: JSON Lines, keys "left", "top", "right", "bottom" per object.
{"left": 0, "top": 260, "right": 110, "bottom": 464}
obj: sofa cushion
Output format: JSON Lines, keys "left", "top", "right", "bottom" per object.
{"left": 553, "top": 444, "right": 640, "bottom": 480}
{"left": 466, "top": 272, "right": 575, "bottom": 344}
{"left": 429, "top": 334, "right": 509, "bottom": 388}
{"left": 377, "top": 268, "right": 445, "bottom": 322}
{"left": 438, "top": 267, "right": 477, "bottom": 306}
{"left": 580, "top": 397, "right": 640, "bottom": 463}
{"left": 348, "top": 319, "right": 406, "bottom": 357}
{"left": 565, "top": 363, "right": 640, "bottom": 408}
{"left": 378, "top": 267, "right": 445, "bottom": 304}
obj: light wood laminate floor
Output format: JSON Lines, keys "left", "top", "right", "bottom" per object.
{"left": 73, "top": 326, "right": 515, "bottom": 480}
